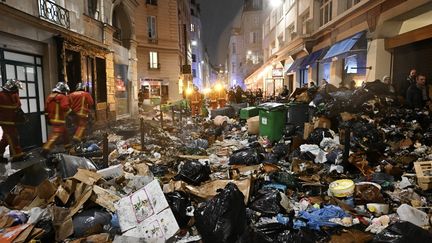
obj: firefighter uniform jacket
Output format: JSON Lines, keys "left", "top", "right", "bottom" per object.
{"left": 45, "top": 93, "right": 71, "bottom": 125}
{"left": 69, "top": 91, "right": 94, "bottom": 118}
{"left": 0, "top": 91, "right": 21, "bottom": 125}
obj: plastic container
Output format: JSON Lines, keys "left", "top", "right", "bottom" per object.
{"left": 329, "top": 179, "right": 355, "bottom": 198}
{"left": 240, "top": 107, "right": 259, "bottom": 120}
{"left": 286, "top": 102, "right": 310, "bottom": 126}
{"left": 258, "top": 103, "right": 287, "bottom": 142}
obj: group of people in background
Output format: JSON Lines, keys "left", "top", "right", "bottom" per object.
{"left": 0, "top": 80, "right": 94, "bottom": 162}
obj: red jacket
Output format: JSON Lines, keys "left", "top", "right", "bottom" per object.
{"left": 69, "top": 91, "right": 94, "bottom": 118}
{"left": 45, "top": 93, "right": 71, "bottom": 125}
{"left": 0, "top": 91, "right": 21, "bottom": 125}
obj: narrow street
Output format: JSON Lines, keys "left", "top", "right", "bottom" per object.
{"left": 1, "top": 0, "right": 432, "bottom": 242}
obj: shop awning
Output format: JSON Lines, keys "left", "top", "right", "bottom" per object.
{"left": 300, "top": 48, "right": 329, "bottom": 69}
{"left": 286, "top": 56, "right": 306, "bottom": 73}
{"left": 321, "top": 32, "right": 364, "bottom": 61}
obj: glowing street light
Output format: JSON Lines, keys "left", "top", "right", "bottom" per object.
{"left": 185, "top": 87, "right": 193, "bottom": 96}
{"left": 270, "top": 0, "right": 283, "bottom": 8}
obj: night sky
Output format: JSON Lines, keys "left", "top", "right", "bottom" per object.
{"left": 200, "top": 0, "right": 243, "bottom": 65}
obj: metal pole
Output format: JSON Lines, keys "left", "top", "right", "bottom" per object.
{"left": 140, "top": 117, "right": 145, "bottom": 151}
{"left": 171, "top": 106, "right": 175, "bottom": 125}
{"left": 103, "top": 132, "right": 108, "bottom": 166}
{"left": 160, "top": 104, "right": 164, "bottom": 129}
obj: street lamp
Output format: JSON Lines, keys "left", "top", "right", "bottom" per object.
{"left": 270, "top": 0, "right": 283, "bottom": 8}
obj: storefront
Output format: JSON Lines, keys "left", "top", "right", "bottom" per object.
{"left": 139, "top": 78, "right": 169, "bottom": 105}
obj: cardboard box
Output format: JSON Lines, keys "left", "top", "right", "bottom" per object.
{"left": 303, "top": 122, "right": 314, "bottom": 140}
{"left": 115, "top": 179, "right": 179, "bottom": 241}
{"left": 313, "top": 117, "right": 331, "bottom": 129}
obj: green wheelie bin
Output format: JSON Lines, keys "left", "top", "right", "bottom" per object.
{"left": 258, "top": 103, "right": 287, "bottom": 142}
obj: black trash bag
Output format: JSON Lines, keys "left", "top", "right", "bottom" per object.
{"left": 72, "top": 209, "right": 112, "bottom": 238}
{"left": 56, "top": 154, "right": 97, "bottom": 178}
{"left": 253, "top": 223, "right": 289, "bottom": 243}
{"left": 173, "top": 161, "right": 211, "bottom": 185}
{"left": 372, "top": 221, "right": 432, "bottom": 243}
{"left": 194, "top": 183, "right": 247, "bottom": 243}
{"left": 278, "top": 228, "right": 330, "bottom": 243}
{"left": 150, "top": 164, "right": 169, "bottom": 177}
{"left": 270, "top": 171, "right": 299, "bottom": 189}
{"left": 34, "top": 220, "right": 55, "bottom": 242}
{"left": 264, "top": 153, "right": 279, "bottom": 164}
{"left": 250, "top": 188, "right": 284, "bottom": 215}
{"left": 273, "top": 143, "right": 290, "bottom": 160}
{"left": 306, "top": 128, "right": 333, "bottom": 145}
{"left": 351, "top": 120, "right": 383, "bottom": 150}
{"left": 229, "top": 147, "right": 264, "bottom": 166}
{"left": 165, "top": 191, "right": 192, "bottom": 228}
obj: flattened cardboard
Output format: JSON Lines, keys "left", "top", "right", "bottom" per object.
{"left": 92, "top": 185, "right": 121, "bottom": 212}
{"left": 185, "top": 179, "right": 251, "bottom": 204}
{"left": 73, "top": 169, "right": 102, "bottom": 185}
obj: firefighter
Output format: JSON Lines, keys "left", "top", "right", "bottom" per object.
{"left": 69, "top": 83, "right": 94, "bottom": 142}
{"left": 189, "top": 86, "right": 202, "bottom": 117}
{"left": 41, "top": 82, "right": 72, "bottom": 156}
{"left": 218, "top": 87, "right": 227, "bottom": 108}
{"left": 209, "top": 87, "right": 219, "bottom": 110}
{"left": 0, "top": 79, "right": 28, "bottom": 163}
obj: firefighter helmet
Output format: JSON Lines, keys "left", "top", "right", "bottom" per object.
{"left": 52, "top": 82, "right": 70, "bottom": 94}
{"left": 2, "top": 79, "right": 23, "bottom": 92}
{"left": 75, "top": 82, "right": 86, "bottom": 91}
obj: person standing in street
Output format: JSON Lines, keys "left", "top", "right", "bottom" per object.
{"left": 189, "top": 86, "right": 202, "bottom": 117}
{"left": 0, "top": 79, "right": 28, "bottom": 163}
{"left": 209, "top": 87, "right": 218, "bottom": 110}
{"left": 280, "top": 85, "right": 290, "bottom": 98}
{"left": 397, "top": 69, "right": 417, "bottom": 98}
{"left": 69, "top": 83, "right": 94, "bottom": 142}
{"left": 406, "top": 74, "right": 429, "bottom": 109}
{"left": 41, "top": 82, "right": 72, "bottom": 156}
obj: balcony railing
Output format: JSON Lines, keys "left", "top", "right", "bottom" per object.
{"left": 38, "top": 0, "right": 70, "bottom": 29}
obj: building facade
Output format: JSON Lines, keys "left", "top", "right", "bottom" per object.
{"left": 245, "top": 0, "right": 432, "bottom": 97}
{"left": 0, "top": 0, "right": 140, "bottom": 149}
{"left": 227, "top": 0, "right": 264, "bottom": 90}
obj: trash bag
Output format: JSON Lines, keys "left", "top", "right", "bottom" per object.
{"left": 270, "top": 171, "right": 298, "bottom": 189}
{"left": 34, "top": 220, "right": 55, "bottom": 242}
{"left": 150, "top": 165, "right": 169, "bottom": 177}
{"left": 372, "top": 221, "right": 432, "bottom": 243}
{"left": 306, "top": 128, "right": 333, "bottom": 145}
{"left": 165, "top": 191, "right": 192, "bottom": 228}
{"left": 194, "top": 183, "right": 247, "bottom": 243}
{"left": 173, "top": 161, "right": 211, "bottom": 185}
{"left": 272, "top": 143, "right": 290, "bottom": 160}
{"left": 72, "top": 209, "right": 112, "bottom": 237}
{"left": 253, "top": 223, "right": 289, "bottom": 243}
{"left": 355, "top": 183, "right": 385, "bottom": 204}
{"left": 56, "top": 154, "right": 97, "bottom": 178}
{"left": 229, "top": 147, "right": 264, "bottom": 166}
{"left": 186, "top": 139, "right": 209, "bottom": 150}
{"left": 250, "top": 188, "right": 284, "bottom": 215}
{"left": 351, "top": 120, "right": 383, "bottom": 150}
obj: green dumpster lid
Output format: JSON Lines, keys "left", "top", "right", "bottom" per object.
{"left": 258, "top": 102, "right": 286, "bottom": 111}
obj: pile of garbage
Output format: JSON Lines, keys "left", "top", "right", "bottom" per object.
{"left": 1, "top": 85, "right": 432, "bottom": 242}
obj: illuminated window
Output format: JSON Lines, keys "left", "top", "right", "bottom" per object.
{"left": 149, "top": 51, "right": 159, "bottom": 69}
{"left": 191, "top": 24, "right": 195, "bottom": 32}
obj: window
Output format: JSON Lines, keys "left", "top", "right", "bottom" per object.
{"left": 347, "top": 0, "right": 361, "bottom": 9}
{"left": 146, "top": 0, "right": 157, "bottom": 5}
{"left": 192, "top": 54, "right": 197, "bottom": 62}
{"left": 320, "top": 0, "right": 333, "bottom": 26}
{"left": 192, "top": 69, "right": 197, "bottom": 78}
{"left": 87, "top": 0, "right": 99, "bottom": 19}
{"left": 250, "top": 31, "right": 258, "bottom": 44}
{"left": 191, "top": 24, "right": 195, "bottom": 32}
{"left": 147, "top": 16, "right": 157, "bottom": 39}
{"left": 149, "top": 51, "right": 159, "bottom": 69}
{"left": 232, "top": 43, "right": 236, "bottom": 54}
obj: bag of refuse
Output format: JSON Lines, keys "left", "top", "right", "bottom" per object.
{"left": 173, "top": 161, "right": 211, "bottom": 185}
{"left": 194, "top": 183, "right": 247, "bottom": 243}
{"left": 186, "top": 139, "right": 209, "bottom": 150}
{"left": 56, "top": 154, "right": 97, "bottom": 178}
{"left": 72, "top": 209, "right": 112, "bottom": 238}
{"left": 272, "top": 143, "right": 290, "bottom": 160}
{"left": 229, "top": 147, "right": 264, "bottom": 166}
{"left": 306, "top": 128, "right": 333, "bottom": 145}
{"left": 372, "top": 221, "right": 432, "bottom": 243}
{"left": 269, "top": 171, "right": 298, "bottom": 189}
{"left": 165, "top": 191, "right": 192, "bottom": 228}
{"left": 296, "top": 205, "right": 349, "bottom": 230}
{"left": 250, "top": 188, "right": 284, "bottom": 215}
